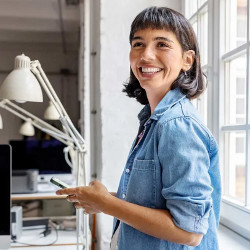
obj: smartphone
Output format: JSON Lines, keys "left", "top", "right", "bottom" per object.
{"left": 50, "top": 176, "right": 70, "bottom": 189}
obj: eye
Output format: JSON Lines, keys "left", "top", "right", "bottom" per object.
{"left": 157, "top": 42, "right": 170, "bottom": 48}
{"left": 132, "top": 42, "right": 144, "bottom": 48}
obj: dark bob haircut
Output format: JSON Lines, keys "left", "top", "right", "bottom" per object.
{"left": 123, "top": 7, "right": 206, "bottom": 105}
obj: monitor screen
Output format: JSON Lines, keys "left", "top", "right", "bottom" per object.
{"left": 0, "top": 144, "right": 11, "bottom": 248}
{"left": 9, "top": 139, "right": 71, "bottom": 175}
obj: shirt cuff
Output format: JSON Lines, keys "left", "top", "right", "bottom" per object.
{"left": 166, "top": 199, "right": 212, "bottom": 235}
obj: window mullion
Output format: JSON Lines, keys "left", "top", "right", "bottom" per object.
{"left": 247, "top": 131, "right": 250, "bottom": 206}
{"left": 246, "top": 0, "right": 250, "bottom": 206}
{"left": 221, "top": 124, "right": 250, "bottom": 131}
{"left": 221, "top": 42, "right": 249, "bottom": 61}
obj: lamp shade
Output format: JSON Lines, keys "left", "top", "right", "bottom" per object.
{"left": 44, "top": 101, "right": 60, "bottom": 120}
{"left": 19, "top": 118, "right": 35, "bottom": 136}
{"left": 0, "top": 114, "right": 2, "bottom": 129}
{"left": 0, "top": 54, "right": 43, "bottom": 102}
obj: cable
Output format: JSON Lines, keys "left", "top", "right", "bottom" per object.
{"left": 11, "top": 225, "right": 58, "bottom": 247}
{"left": 64, "top": 146, "right": 73, "bottom": 168}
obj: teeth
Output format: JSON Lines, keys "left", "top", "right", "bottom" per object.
{"left": 141, "top": 67, "right": 162, "bottom": 73}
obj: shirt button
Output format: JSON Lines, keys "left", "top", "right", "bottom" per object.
{"left": 122, "top": 194, "right": 126, "bottom": 199}
{"left": 125, "top": 168, "right": 130, "bottom": 173}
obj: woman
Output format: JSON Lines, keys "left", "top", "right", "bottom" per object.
{"left": 56, "top": 7, "right": 221, "bottom": 250}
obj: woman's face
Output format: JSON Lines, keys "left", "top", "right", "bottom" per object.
{"left": 130, "top": 28, "right": 190, "bottom": 95}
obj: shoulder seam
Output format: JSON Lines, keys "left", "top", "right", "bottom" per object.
{"left": 158, "top": 115, "right": 213, "bottom": 155}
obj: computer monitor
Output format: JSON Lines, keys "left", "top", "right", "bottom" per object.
{"left": 9, "top": 139, "right": 72, "bottom": 189}
{"left": 9, "top": 139, "right": 71, "bottom": 174}
{"left": 0, "top": 144, "right": 11, "bottom": 249}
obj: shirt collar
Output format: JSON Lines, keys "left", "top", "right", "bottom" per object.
{"left": 138, "top": 87, "right": 186, "bottom": 123}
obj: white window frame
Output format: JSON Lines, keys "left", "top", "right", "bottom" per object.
{"left": 219, "top": 0, "right": 250, "bottom": 240}
{"left": 184, "top": 0, "right": 209, "bottom": 124}
{"left": 183, "top": 0, "right": 250, "bottom": 240}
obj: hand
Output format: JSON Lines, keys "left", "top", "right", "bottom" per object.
{"left": 56, "top": 180, "right": 112, "bottom": 214}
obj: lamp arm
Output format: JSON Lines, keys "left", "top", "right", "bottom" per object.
{"left": 0, "top": 99, "right": 72, "bottom": 146}
{"left": 31, "top": 61, "right": 68, "bottom": 119}
{"left": 67, "top": 118, "right": 86, "bottom": 145}
{"left": 6, "top": 99, "right": 70, "bottom": 139}
{"left": 39, "top": 128, "right": 75, "bottom": 143}
{"left": 60, "top": 116, "right": 86, "bottom": 152}
{"left": 30, "top": 61, "right": 86, "bottom": 152}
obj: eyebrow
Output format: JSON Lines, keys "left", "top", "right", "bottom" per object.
{"left": 132, "top": 36, "right": 174, "bottom": 43}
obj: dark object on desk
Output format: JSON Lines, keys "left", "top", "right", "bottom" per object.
{"left": 23, "top": 217, "right": 49, "bottom": 229}
{"left": 12, "top": 169, "right": 38, "bottom": 194}
{"left": 23, "top": 217, "right": 51, "bottom": 239}
{"left": 40, "top": 228, "right": 51, "bottom": 237}
{"left": 0, "top": 144, "right": 11, "bottom": 249}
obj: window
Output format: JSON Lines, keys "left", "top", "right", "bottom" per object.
{"left": 185, "top": 0, "right": 208, "bottom": 125}
{"left": 221, "top": 0, "right": 249, "bottom": 207}
{"left": 184, "top": 0, "right": 250, "bottom": 240}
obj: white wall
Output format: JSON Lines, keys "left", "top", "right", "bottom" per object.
{"left": 94, "top": 1, "right": 182, "bottom": 249}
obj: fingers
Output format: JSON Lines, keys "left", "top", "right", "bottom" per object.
{"left": 72, "top": 201, "right": 100, "bottom": 215}
{"left": 56, "top": 187, "right": 76, "bottom": 195}
{"left": 74, "top": 202, "right": 82, "bottom": 209}
{"left": 73, "top": 202, "right": 90, "bottom": 214}
{"left": 66, "top": 194, "right": 78, "bottom": 203}
{"left": 65, "top": 194, "right": 95, "bottom": 213}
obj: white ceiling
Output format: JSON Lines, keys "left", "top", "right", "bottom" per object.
{"left": 0, "top": 0, "right": 80, "bottom": 53}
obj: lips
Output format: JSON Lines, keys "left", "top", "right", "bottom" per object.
{"left": 138, "top": 66, "right": 163, "bottom": 77}
{"left": 140, "top": 67, "right": 162, "bottom": 73}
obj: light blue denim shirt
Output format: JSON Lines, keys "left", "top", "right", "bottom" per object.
{"left": 113, "top": 87, "right": 221, "bottom": 250}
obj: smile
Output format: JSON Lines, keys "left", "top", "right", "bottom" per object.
{"left": 139, "top": 67, "right": 163, "bottom": 75}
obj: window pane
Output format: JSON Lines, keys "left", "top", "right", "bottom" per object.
{"left": 224, "top": 54, "right": 247, "bottom": 125}
{"left": 186, "top": 0, "right": 198, "bottom": 19}
{"left": 192, "top": 21, "right": 198, "bottom": 36}
{"left": 200, "top": 10, "right": 208, "bottom": 66}
{"left": 224, "top": 131, "right": 246, "bottom": 203}
{"left": 225, "top": 0, "right": 247, "bottom": 52}
{"left": 236, "top": 99, "right": 245, "bottom": 114}
{"left": 236, "top": 77, "right": 245, "bottom": 95}
{"left": 191, "top": 73, "right": 208, "bottom": 125}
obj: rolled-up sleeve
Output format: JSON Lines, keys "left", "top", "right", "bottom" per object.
{"left": 158, "top": 117, "right": 213, "bottom": 235}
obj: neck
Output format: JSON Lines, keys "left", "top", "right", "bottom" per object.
{"left": 146, "top": 88, "right": 170, "bottom": 115}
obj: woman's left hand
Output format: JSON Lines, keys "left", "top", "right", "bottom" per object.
{"left": 56, "top": 180, "right": 111, "bottom": 214}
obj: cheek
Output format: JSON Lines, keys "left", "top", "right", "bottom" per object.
{"left": 129, "top": 52, "right": 138, "bottom": 75}
{"left": 167, "top": 54, "right": 183, "bottom": 73}
{"left": 129, "top": 52, "right": 135, "bottom": 64}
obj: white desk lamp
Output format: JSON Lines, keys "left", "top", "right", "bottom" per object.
{"left": 0, "top": 54, "right": 89, "bottom": 250}
{"left": 19, "top": 118, "right": 35, "bottom": 136}
{"left": 44, "top": 101, "right": 60, "bottom": 120}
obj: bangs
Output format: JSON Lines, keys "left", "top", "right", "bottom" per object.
{"left": 129, "top": 7, "right": 177, "bottom": 44}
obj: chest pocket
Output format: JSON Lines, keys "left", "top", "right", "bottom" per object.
{"left": 126, "top": 159, "right": 156, "bottom": 208}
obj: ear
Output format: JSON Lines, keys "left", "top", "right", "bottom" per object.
{"left": 182, "top": 50, "right": 195, "bottom": 72}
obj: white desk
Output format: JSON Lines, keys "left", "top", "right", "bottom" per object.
{"left": 11, "top": 192, "right": 67, "bottom": 201}
{"left": 11, "top": 228, "right": 80, "bottom": 249}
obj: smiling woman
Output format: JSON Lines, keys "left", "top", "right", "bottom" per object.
{"left": 124, "top": 7, "right": 205, "bottom": 106}
{"left": 129, "top": 28, "right": 195, "bottom": 114}
{"left": 56, "top": 6, "right": 221, "bottom": 250}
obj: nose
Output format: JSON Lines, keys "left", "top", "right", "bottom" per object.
{"left": 140, "top": 46, "right": 155, "bottom": 62}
